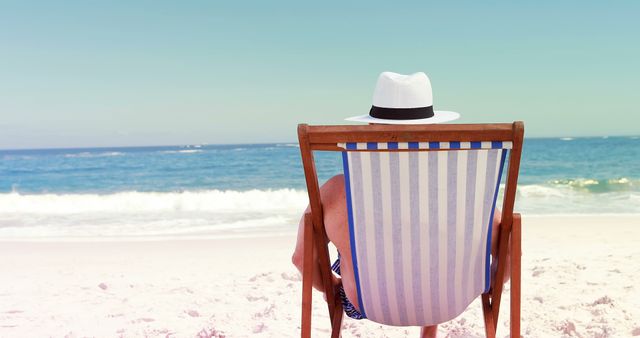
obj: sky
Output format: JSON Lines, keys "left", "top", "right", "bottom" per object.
{"left": 1, "top": 1, "right": 639, "bottom": 149}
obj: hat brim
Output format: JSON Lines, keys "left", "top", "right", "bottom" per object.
{"left": 345, "top": 110, "right": 460, "bottom": 125}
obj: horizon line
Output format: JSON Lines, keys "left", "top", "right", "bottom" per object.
{"left": 1, "top": 134, "right": 638, "bottom": 152}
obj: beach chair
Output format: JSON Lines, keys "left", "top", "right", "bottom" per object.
{"left": 297, "top": 122, "right": 524, "bottom": 338}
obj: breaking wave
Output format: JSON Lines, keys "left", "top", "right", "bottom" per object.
{"left": 160, "top": 149, "right": 203, "bottom": 154}
{"left": 0, "top": 182, "right": 638, "bottom": 239}
{"left": 0, "top": 189, "right": 308, "bottom": 214}
{"left": 63, "top": 151, "right": 124, "bottom": 158}
{"left": 509, "top": 178, "right": 640, "bottom": 214}
{"left": 0, "top": 189, "right": 308, "bottom": 239}
{"left": 546, "top": 177, "right": 638, "bottom": 193}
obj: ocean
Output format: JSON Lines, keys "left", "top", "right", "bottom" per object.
{"left": 1, "top": 137, "right": 638, "bottom": 239}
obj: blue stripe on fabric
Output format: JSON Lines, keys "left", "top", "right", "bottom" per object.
{"left": 408, "top": 152, "right": 425, "bottom": 323}
{"left": 446, "top": 151, "right": 458, "bottom": 315}
{"left": 367, "top": 142, "right": 378, "bottom": 150}
{"left": 478, "top": 150, "right": 498, "bottom": 296}
{"left": 389, "top": 152, "right": 409, "bottom": 324}
{"left": 408, "top": 142, "right": 419, "bottom": 149}
{"left": 462, "top": 150, "right": 478, "bottom": 303}
{"left": 371, "top": 152, "right": 392, "bottom": 323}
{"left": 427, "top": 151, "right": 440, "bottom": 319}
{"left": 388, "top": 142, "right": 398, "bottom": 150}
{"left": 429, "top": 142, "right": 440, "bottom": 149}
{"left": 484, "top": 149, "right": 508, "bottom": 292}
{"left": 351, "top": 153, "right": 370, "bottom": 318}
{"left": 491, "top": 141, "right": 503, "bottom": 149}
{"left": 471, "top": 141, "right": 481, "bottom": 149}
{"left": 342, "top": 151, "right": 366, "bottom": 316}
{"left": 450, "top": 141, "right": 461, "bottom": 149}
{"left": 346, "top": 143, "right": 357, "bottom": 150}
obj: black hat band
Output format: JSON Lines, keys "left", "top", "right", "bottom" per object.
{"left": 369, "top": 106, "right": 434, "bottom": 120}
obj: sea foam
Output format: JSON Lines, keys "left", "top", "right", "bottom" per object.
{"left": 63, "top": 151, "right": 125, "bottom": 158}
{"left": 0, "top": 189, "right": 309, "bottom": 239}
{"left": 0, "top": 189, "right": 308, "bottom": 214}
{"left": 1, "top": 185, "right": 639, "bottom": 239}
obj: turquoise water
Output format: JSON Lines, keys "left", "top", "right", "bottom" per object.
{"left": 0, "top": 137, "right": 638, "bottom": 238}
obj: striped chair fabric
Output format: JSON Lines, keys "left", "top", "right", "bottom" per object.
{"left": 339, "top": 141, "right": 509, "bottom": 326}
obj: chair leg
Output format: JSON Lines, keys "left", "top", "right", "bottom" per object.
{"left": 301, "top": 210, "right": 343, "bottom": 338}
{"left": 510, "top": 214, "right": 522, "bottom": 338}
{"left": 491, "top": 224, "right": 511, "bottom": 323}
{"left": 481, "top": 293, "right": 496, "bottom": 338}
{"left": 331, "top": 299, "right": 344, "bottom": 338}
{"left": 314, "top": 232, "right": 339, "bottom": 323}
{"left": 301, "top": 213, "right": 314, "bottom": 338}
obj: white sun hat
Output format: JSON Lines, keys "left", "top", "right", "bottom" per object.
{"left": 346, "top": 71, "right": 460, "bottom": 124}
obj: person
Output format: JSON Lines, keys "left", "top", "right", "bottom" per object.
{"left": 292, "top": 72, "right": 509, "bottom": 338}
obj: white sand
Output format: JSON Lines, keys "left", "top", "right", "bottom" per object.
{"left": 0, "top": 215, "right": 639, "bottom": 337}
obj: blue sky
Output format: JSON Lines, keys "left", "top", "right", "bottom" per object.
{"left": 1, "top": 1, "right": 639, "bottom": 149}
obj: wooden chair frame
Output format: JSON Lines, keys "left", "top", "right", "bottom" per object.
{"left": 298, "top": 122, "right": 524, "bottom": 338}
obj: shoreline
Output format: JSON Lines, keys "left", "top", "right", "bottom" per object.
{"left": 0, "top": 214, "right": 638, "bottom": 243}
{"left": 1, "top": 215, "right": 639, "bottom": 337}
{"left": 0, "top": 231, "right": 299, "bottom": 243}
